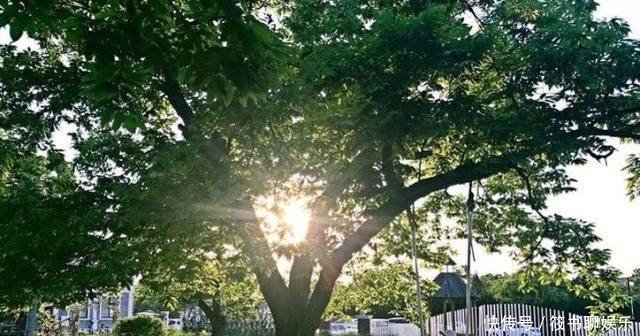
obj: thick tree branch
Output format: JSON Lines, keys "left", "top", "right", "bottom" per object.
{"left": 288, "top": 225, "right": 318, "bottom": 294}
{"left": 227, "top": 200, "right": 289, "bottom": 324}
{"left": 160, "top": 71, "right": 195, "bottom": 137}
{"left": 302, "top": 150, "right": 538, "bottom": 331}
{"left": 329, "top": 152, "right": 529, "bottom": 268}
{"left": 288, "top": 200, "right": 332, "bottom": 325}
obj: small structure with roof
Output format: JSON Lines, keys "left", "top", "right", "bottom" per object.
{"left": 429, "top": 258, "right": 478, "bottom": 331}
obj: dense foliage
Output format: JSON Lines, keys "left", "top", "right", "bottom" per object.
{"left": 326, "top": 262, "right": 437, "bottom": 321}
{"left": 2, "top": 0, "right": 640, "bottom": 335}
{"left": 620, "top": 268, "right": 640, "bottom": 318}
{"left": 0, "top": 0, "right": 287, "bottom": 310}
{"left": 0, "top": 151, "right": 132, "bottom": 307}
{"left": 475, "top": 272, "right": 592, "bottom": 315}
{"left": 135, "top": 253, "right": 260, "bottom": 336}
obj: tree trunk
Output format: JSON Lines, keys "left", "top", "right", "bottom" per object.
{"left": 198, "top": 298, "right": 226, "bottom": 336}
{"left": 264, "top": 264, "right": 343, "bottom": 336}
{"left": 269, "top": 303, "right": 330, "bottom": 336}
{"left": 272, "top": 312, "right": 324, "bottom": 336}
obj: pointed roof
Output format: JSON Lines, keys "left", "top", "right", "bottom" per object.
{"left": 431, "top": 272, "right": 478, "bottom": 299}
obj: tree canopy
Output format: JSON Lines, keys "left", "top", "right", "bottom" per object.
{"left": 2, "top": 0, "right": 640, "bottom": 335}
{"left": 0, "top": 151, "right": 132, "bottom": 308}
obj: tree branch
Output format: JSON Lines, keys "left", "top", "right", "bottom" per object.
{"left": 464, "top": 0, "right": 485, "bottom": 27}
{"left": 160, "top": 70, "right": 195, "bottom": 137}
{"left": 512, "top": 165, "right": 553, "bottom": 261}
{"left": 585, "top": 147, "right": 616, "bottom": 162}
{"left": 302, "top": 150, "right": 537, "bottom": 330}
{"left": 332, "top": 152, "right": 532, "bottom": 268}
{"left": 227, "top": 200, "right": 289, "bottom": 323}
{"left": 288, "top": 199, "right": 332, "bottom": 322}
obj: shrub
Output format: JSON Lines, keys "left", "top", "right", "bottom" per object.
{"left": 165, "top": 330, "right": 211, "bottom": 336}
{"left": 114, "top": 316, "right": 166, "bottom": 336}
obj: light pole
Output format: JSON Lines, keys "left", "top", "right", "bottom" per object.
{"left": 465, "top": 183, "right": 474, "bottom": 336}
{"left": 628, "top": 278, "right": 636, "bottom": 321}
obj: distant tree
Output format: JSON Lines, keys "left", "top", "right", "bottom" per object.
{"left": 475, "top": 272, "right": 592, "bottom": 315}
{"left": 326, "top": 262, "right": 438, "bottom": 321}
{"left": 0, "top": 150, "right": 132, "bottom": 308}
{"left": 67, "top": 303, "right": 85, "bottom": 336}
{"left": 617, "top": 268, "right": 640, "bottom": 319}
{"left": 135, "top": 245, "right": 261, "bottom": 336}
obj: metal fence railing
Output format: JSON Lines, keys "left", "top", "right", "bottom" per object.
{"left": 427, "top": 304, "right": 640, "bottom": 336}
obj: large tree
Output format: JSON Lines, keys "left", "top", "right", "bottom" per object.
{"left": 2, "top": 1, "right": 640, "bottom": 336}
{"left": 0, "top": 0, "right": 288, "bottom": 325}
{"left": 0, "top": 0, "right": 287, "bottom": 304}
{"left": 250, "top": 1, "right": 640, "bottom": 334}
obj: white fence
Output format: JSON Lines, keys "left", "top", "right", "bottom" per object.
{"left": 389, "top": 322, "right": 422, "bottom": 336}
{"left": 427, "top": 304, "right": 640, "bottom": 336}
{"left": 368, "top": 318, "right": 422, "bottom": 336}
{"left": 370, "top": 319, "right": 390, "bottom": 336}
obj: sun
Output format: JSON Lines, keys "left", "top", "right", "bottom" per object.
{"left": 281, "top": 198, "right": 311, "bottom": 244}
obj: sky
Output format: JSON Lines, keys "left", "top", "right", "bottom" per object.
{"left": 1, "top": 1, "right": 639, "bottom": 277}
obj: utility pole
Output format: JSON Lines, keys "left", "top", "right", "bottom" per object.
{"left": 409, "top": 207, "right": 426, "bottom": 336}
{"left": 465, "top": 183, "right": 475, "bottom": 336}
{"left": 24, "top": 301, "right": 39, "bottom": 336}
{"left": 628, "top": 277, "right": 636, "bottom": 321}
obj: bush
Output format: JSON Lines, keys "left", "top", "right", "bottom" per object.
{"left": 114, "top": 316, "right": 166, "bottom": 336}
{"left": 165, "top": 330, "right": 210, "bottom": 336}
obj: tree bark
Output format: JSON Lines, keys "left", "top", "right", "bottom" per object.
{"left": 260, "top": 256, "right": 341, "bottom": 336}
{"left": 198, "top": 298, "right": 226, "bottom": 336}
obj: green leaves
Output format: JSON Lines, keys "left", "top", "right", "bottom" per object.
{"left": 2, "top": 0, "right": 640, "bottom": 326}
{"left": 327, "top": 262, "right": 436, "bottom": 321}
{"left": 0, "top": 153, "right": 133, "bottom": 308}
{"left": 9, "top": 16, "right": 25, "bottom": 41}
{"left": 114, "top": 316, "right": 166, "bottom": 336}
{"left": 624, "top": 154, "right": 640, "bottom": 200}
{"left": 0, "top": 4, "right": 25, "bottom": 41}
{"left": 476, "top": 272, "right": 592, "bottom": 315}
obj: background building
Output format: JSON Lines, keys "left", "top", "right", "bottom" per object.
{"left": 52, "top": 288, "right": 135, "bottom": 334}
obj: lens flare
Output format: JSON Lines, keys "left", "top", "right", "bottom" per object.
{"left": 281, "top": 199, "right": 311, "bottom": 244}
